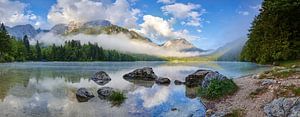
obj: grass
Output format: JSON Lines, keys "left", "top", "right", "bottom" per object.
{"left": 108, "top": 91, "right": 127, "bottom": 106}
{"left": 293, "top": 87, "right": 300, "bottom": 96}
{"left": 224, "top": 109, "right": 245, "bottom": 117}
{"left": 277, "top": 59, "right": 300, "bottom": 67}
{"left": 271, "top": 69, "right": 297, "bottom": 78}
{"left": 198, "top": 79, "right": 238, "bottom": 100}
{"left": 249, "top": 87, "right": 268, "bottom": 99}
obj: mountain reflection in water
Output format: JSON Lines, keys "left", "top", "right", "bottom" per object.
{"left": 0, "top": 61, "right": 269, "bottom": 117}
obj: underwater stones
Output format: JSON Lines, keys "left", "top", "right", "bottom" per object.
{"left": 174, "top": 80, "right": 185, "bottom": 85}
{"left": 155, "top": 77, "right": 171, "bottom": 85}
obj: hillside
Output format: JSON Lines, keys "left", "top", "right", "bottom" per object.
{"left": 240, "top": 0, "right": 300, "bottom": 64}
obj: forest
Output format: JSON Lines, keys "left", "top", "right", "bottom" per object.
{"left": 241, "top": 0, "right": 300, "bottom": 64}
{"left": 0, "top": 23, "right": 162, "bottom": 62}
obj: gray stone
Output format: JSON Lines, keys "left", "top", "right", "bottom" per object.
{"left": 97, "top": 87, "right": 114, "bottom": 99}
{"left": 76, "top": 88, "right": 95, "bottom": 102}
{"left": 201, "top": 71, "right": 228, "bottom": 88}
{"left": 155, "top": 77, "right": 171, "bottom": 85}
{"left": 185, "top": 69, "right": 212, "bottom": 87}
{"left": 123, "top": 67, "right": 158, "bottom": 81}
{"left": 90, "top": 71, "right": 111, "bottom": 85}
{"left": 264, "top": 97, "right": 300, "bottom": 117}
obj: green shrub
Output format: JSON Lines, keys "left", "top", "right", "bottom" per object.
{"left": 224, "top": 109, "right": 245, "bottom": 117}
{"left": 108, "top": 91, "right": 127, "bottom": 106}
{"left": 198, "top": 79, "right": 238, "bottom": 100}
{"left": 293, "top": 87, "right": 300, "bottom": 96}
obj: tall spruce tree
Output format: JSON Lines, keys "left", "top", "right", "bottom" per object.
{"left": 241, "top": 0, "right": 300, "bottom": 63}
{"left": 0, "top": 23, "right": 12, "bottom": 60}
{"left": 36, "top": 40, "right": 42, "bottom": 60}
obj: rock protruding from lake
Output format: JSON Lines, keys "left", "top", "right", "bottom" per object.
{"left": 76, "top": 88, "right": 95, "bottom": 102}
{"left": 202, "top": 71, "right": 228, "bottom": 88}
{"left": 155, "top": 77, "right": 171, "bottom": 85}
{"left": 264, "top": 97, "right": 300, "bottom": 117}
{"left": 97, "top": 87, "right": 114, "bottom": 99}
{"left": 90, "top": 71, "right": 111, "bottom": 85}
{"left": 123, "top": 67, "right": 158, "bottom": 81}
{"left": 174, "top": 80, "right": 185, "bottom": 85}
{"left": 185, "top": 69, "right": 212, "bottom": 87}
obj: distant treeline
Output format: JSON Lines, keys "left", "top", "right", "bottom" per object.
{"left": 241, "top": 0, "right": 300, "bottom": 64}
{"left": 0, "top": 23, "right": 163, "bottom": 62}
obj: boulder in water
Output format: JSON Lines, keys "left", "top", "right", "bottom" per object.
{"left": 123, "top": 67, "right": 158, "bottom": 81}
{"left": 76, "top": 88, "right": 95, "bottom": 102}
{"left": 185, "top": 69, "right": 212, "bottom": 87}
{"left": 97, "top": 87, "right": 114, "bottom": 99}
{"left": 201, "top": 71, "right": 228, "bottom": 88}
{"left": 90, "top": 71, "right": 111, "bottom": 85}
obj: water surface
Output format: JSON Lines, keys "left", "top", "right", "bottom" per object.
{"left": 0, "top": 61, "right": 270, "bottom": 117}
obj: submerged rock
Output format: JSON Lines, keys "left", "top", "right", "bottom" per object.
{"left": 174, "top": 80, "right": 185, "bottom": 85}
{"left": 201, "top": 71, "right": 228, "bottom": 88}
{"left": 90, "top": 71, "right": 111, "bottom": 85}
{"left": 76, "top": 88, "right": 95, "bottom": 102}
{"left": 264, "top": 97, "right": 300, "bottom": 117}
{"left": 125, "top": 80, "right": 155, "bottom": 88}
{"left": 123, "top": 67, "right": 158, "bottom": 81}
{"left": 97, "top": 87, "right": 114, "bottom": 99}
{"left": 185, "top": 69, "right": 212, "bottom": 87}
{"left": 155, "top": 77, "right": 171, "bottom": 85}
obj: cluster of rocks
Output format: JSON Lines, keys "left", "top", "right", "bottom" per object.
{"left": 76, "top": 87, "right": 115, "bottom": 102}
{"left": 76, "top": 71, "right": 116, "bottom": 102}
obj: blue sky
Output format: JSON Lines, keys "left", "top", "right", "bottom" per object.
{"left": 2, "top": 0, "right": 262, "bottom": 49}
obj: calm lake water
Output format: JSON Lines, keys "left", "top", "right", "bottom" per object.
{"left": 0, "top": 61, "right": 270, "bottom": 117}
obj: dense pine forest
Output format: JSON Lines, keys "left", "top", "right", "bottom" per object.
{"left": 0, "top": 23, "right": 163, "bottom": 62}
{"left": 241, "top": 0, "right": 300, "bottom": 64}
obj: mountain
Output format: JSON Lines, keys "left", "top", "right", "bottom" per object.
{"left": 211, "top": 38, "right": 247, "bottom": 61}
{"left": 50, "top": 20, "right": 153, "bottom": 43}
{"left": 162, "top": 38, "right": 204, "bottom": 52}
{"left": 83, "top": 20, "right": 112, "bottom": 28}
{"left": 6, "top": 24, "right": 38, "bottom": 39}
{"left": 50, "top": 24, "right": 68, "bottom": 35}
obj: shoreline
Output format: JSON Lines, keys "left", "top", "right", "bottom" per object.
{"left": 205, "top": 66, "right": 300, "bottom": 117}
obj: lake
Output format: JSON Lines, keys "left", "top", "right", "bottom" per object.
{"left": 0, "top": 61, "right": 270, "bottom": 117}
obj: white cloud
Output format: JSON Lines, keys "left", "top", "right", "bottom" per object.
{"left": 238, "top": 11, "right": 249, "bottom": 16}
{"left": 157, "top": 0, "right": 175, "bottom": 4}
{"left": 0, "top": 0, "right": 45, "bottom": 28}
{"left": 133, "top": 15, "right": 198, "bottom": 41}
{"left": 161, "top": 3, "right": 205, "bottom": 27}
{"left": 47, "top": 0, "right": 140, "bottom": 28}
{"left": 35, "top": 32, "right": 202, "bottom": 57}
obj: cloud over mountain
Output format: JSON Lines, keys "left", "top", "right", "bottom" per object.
{"left": 0, "top": 0, "right": 43, "bottom": 28}
{"left": 47, "top": 0, "right": 139, "bottom": 28}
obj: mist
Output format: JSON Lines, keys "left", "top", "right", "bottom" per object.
{"left": 34, "top": 33, "right": 203, "bottom": 57}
